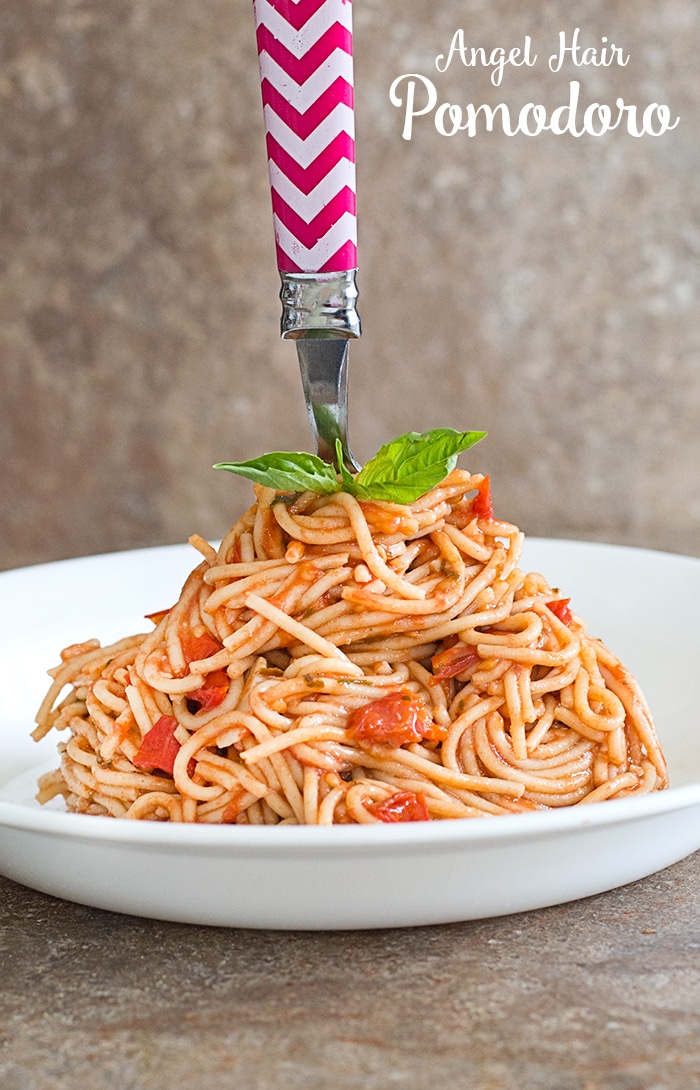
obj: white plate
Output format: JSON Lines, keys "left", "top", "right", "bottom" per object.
{"left": 1, "top": 539, "right": 699, "bottom": 930}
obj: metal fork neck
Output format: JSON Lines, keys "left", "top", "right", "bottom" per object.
{"left": 294, "top": 338, "right": 356, "bottom": 468}
{"left": 279, "top": 270, "right": 361, "bottom": 340}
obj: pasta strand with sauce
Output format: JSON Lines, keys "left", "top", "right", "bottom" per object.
{"left": 33, "top": 470, "right": 667, "bottom": 823}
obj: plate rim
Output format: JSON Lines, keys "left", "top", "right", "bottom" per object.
{"left": 2, "top": 775, "right": 700, "bottom": 853}
{"left": 2, "top": 536, "right": 700, "bottom": 854}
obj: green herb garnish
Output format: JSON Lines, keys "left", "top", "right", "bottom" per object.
{"left": 214, "top": 450, "right": 339, "bottom": 495}
{"left": 214, "top": 427, "right": 486, "bottom": 505}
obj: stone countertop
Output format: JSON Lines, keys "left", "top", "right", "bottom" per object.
{"left": 1, "top": 855, "right": 698, "bottom": 1090}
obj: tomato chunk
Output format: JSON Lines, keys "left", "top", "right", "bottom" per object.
{"left": 430, "top": 641, "right": 481, "bottom": 682}
{"left": 133, "top": 715, "right": 181, "bottom": 776}
{"left": 189, "top": 668, "right": 230, "bottom": 710}
{"left": 181, "top": 629, "right": 222, "bottom": 665}
{"left": 369, "top": 791, "right": 430, "bottom": 823}
{"left": 473, "top": 476, "right": 494, "bottom": 520}
{"left": 347, "top": 691, "right": 437, "bottom": 748}
{"left": 144, "top": 608, "right": 171, "bottom": 626}
{"left": 546, "top": 598, "right": 573, "bottom": 626}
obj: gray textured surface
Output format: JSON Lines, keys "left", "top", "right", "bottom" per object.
{"left": 1, "top": 0, "right": 699, "bottom": 570}
{"left": 1, "top": 855, "right": 699, "bottom": 1090}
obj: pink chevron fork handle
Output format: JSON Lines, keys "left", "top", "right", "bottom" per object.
{"left": 253, "top": 0, "right": 357, "bottom": 273}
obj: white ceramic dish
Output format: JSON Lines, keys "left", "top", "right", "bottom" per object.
{"left": 1, "top": 539, "right": 699, "bottom": 930}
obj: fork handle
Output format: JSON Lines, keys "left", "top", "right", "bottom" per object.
{"left": 252, "top": 0, "right": 358, "bottom": 277}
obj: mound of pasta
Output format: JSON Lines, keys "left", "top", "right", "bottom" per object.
{"left": 34, "top": 470, "right": 667, "bottom": 823}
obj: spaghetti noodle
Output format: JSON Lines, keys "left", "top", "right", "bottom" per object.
{"left": 33, "top": 470, "right": 667, "bottom": 823}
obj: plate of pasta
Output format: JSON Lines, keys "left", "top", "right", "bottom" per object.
{"left": 1, "top": 464, "right": 700, "bottom": 929}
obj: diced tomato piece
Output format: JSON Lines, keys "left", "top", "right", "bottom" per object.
{"left": 189, "top": 669, "right": 230, "bottom": 710}
{"left": 473, "top": 476, "right": 494, "bottom": 520}
{"left": 347, "top": 691, "right": 437, "bottom": 748}
{"left": 546, "top": 598, "right": 573, "bottom": 626}
{"left": 430, "top": 641, "right": 481, "bottom": 682}
{"left": 144, "top": 608, "right": 171, "bottom": 626}
{"left": 180, "top": 628, "right": 222, "bottom": 665}
{"left": 369, "top": 790, "right": 430, "bottom": 823}
{"left": 133, "top": 715, "right": 181, "bottom": 776}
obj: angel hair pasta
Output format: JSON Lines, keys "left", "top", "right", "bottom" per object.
{"left": 33, "top": 469, "right": 667, "bottom": 824}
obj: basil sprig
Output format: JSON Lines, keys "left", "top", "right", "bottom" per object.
{"left": 214, "top": 427, "right": 485, "bottom": 505}
{"left": 214, "top": 450, "right": 340, "bottom": 495}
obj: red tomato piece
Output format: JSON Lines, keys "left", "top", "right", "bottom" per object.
{"left": 369, "top": 791, "right": 430, "bottom": 823}
{"left": 181, "top": 629, "right": 222, "bottom": 665}
{"left": 144, "top": 608, "right": 172, "bottom": 626}
{"left": 546, "top": 598, "right": 573, "bottom": 626}
{"left": 189, "top": 669, "right": 230, "bottom": 710}
{"left": 347, "top": 691, "right": 436, "bottom": 748}
{"left": 430, "top": 642, "right": 481, "bottom": 682}
{"left": 473, "top": 476, "right": 494, "bottom": 520}
{"left": 133, "top": 715, "right": 181, "bottom": 776}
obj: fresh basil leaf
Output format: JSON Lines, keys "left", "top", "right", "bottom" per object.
{"left": 354, "top": 428, "right": 486, "bottom": 504}
{"left": 214, "top": 452, "right": 340, "bottom": 495}
{"left": 215, "top": 427, "right": 486, "bottom": 504}
{"left": 335, "top": 438, "right": 358, "bottom": 495}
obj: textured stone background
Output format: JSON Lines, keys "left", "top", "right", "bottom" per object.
{"left": 1, "top": 0, "right": 698, "bottom": 570}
